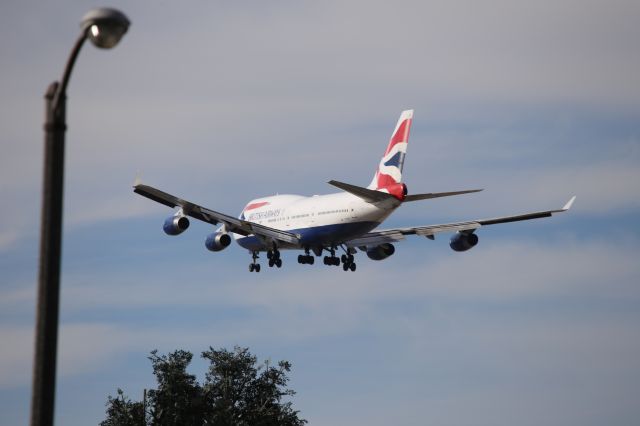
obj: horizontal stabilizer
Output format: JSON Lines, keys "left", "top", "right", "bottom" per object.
{"left": 404, "top": 189, "right": 483, "bottom": 202}
{"left": 328, "top": 180, "right": 395, "bottom": 203}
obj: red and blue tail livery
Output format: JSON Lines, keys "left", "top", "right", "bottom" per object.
{"left": 369, "top": 109, "right": 413, "bottom": 191}
{"left": 134, "top": 110, "right": 575, "bottom": 272}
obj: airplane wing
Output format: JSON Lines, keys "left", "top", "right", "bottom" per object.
{"left": 345, "top": 196, "right": 576, "bottom": 247}
{"left": 133, "top": 184, "right": 301, "bottom": 245}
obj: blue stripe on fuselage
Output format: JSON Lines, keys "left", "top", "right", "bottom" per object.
{"left": 235, "top": 221, "right": 379, "bottom": 251}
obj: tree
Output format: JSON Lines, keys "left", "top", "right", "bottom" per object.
{"left": 201, "top": 347, "right": 304, "bottom": 425}
{"left": 100, "top": 389, "right": 144, "bottom": 426}
{"left": 101, "top": 346, "right": 306, "bottom": 426}
{"left": 146, "top": 350, "right": 204, "bottom": 426}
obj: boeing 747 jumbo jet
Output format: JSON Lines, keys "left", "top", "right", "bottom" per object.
{"left": 134, "top": 110, "right": 575, "bottom": 272}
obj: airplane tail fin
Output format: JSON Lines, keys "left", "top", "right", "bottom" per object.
{"left": 368, "top": 109, "right": 414, "bottom": 191}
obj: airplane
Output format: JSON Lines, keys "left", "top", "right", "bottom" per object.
{"left": 134, "top": 110, "right": 575, "bottom": 272}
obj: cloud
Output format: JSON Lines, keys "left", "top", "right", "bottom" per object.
{"left": 54, "top": 237, "right": 640, "bottom": 312}
{"left": 0, "top": 321, "right": 230, "bottom": 389}
{"left": 306, "top": 314, "right": 640, "bottom": 426}
{"left": 419, "top": 239, "right": 640, "bottom": 301}
{"left": 0, "top": 230, "right": 21, "bottom": 253}
{"left": 0, "top": 238, "right": 617, "bottom": 379}
{"left": 1, "top": 0, "right": 639, "bottom": 252}
{"left": 0, "top": 326, "right": 34, "bottom": 387}
{"left": 2, "top": 236, "right": 639, "bottom": 425}
{"left": 2, "top": 2, "right": 640, "bottom": 425}
{"left": 94, "top": 0, "right": 640, "bottom": 107}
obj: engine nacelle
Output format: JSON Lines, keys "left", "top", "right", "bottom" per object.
{"left": 163, "top": 215, "right": 190, "bottom": 236}
{"left": 366, "top": 243, "right": 396, "bottom": 260}
{"left": 205, "top": 232, "right": 232, "bottom": 252}
{"left": 449, "top": 232, "right": 479, "bottom": 252}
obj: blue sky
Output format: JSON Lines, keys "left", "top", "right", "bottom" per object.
{"left": 1, "top": 0, "right": 640, "bottom": 425}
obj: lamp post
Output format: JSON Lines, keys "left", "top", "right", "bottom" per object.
{"left": 31, "top": 8, "right": 130, "bottom": 426}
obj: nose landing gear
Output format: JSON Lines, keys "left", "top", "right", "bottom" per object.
{"left": 249, "top": 251, "right": 261, "bottom": 272}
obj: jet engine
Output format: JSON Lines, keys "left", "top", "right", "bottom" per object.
{"left": 449, "top": 231, "right": 479, "bottom": 252}
{"left": 163, "top": 215, "right": 190, "bottom": 236}
{"left": 366, "top": 243, "right": 396, "bottom": 260}
{"left": 205, "top": 232, "right": 232, "bottom": 252}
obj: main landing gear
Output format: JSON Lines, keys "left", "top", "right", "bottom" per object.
{"left": 297, "top": 248, "right": 314, "bottom": 265}
{"left": 267, "top": 248, "right": 282, "bottom": 268}
{"left": 341, "top": 253, "right": 356, "bottom": 272}
{"left": 249, "top": 246, "right": 356, "bottom": 272}
{"left": 322, "top": 246, "right": 356, "bottom": 271}
{"left": 323, "top": 247, "right": 340, "bottom": 266}
{"left": 249, "top": 251, "right": 261, "bottom": 273}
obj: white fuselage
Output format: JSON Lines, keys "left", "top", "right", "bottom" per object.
{"left": 234, "top": 192, "right": 399, "bottom": 251}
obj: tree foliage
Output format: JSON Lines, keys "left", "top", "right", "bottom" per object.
{"left": 100, "top": 389, "right": 144, "bottom": 426}
{"left": 101, "top": 346, "right": 306, "bottom": 426}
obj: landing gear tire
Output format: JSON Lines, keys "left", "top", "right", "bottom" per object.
{"left": 249, "top": 251, "right": 261, "bottom": 272}
{"left": 339, "top": 249, "right": 357, "bottom": 272}
{"left": 269, "top": 248, "right": 281, "bottom": 259}
{"left": 299, "top": 254, "right": 314, "bottom": 265}
{"left": 324, "top": 254, "right": 340, "bottom": 266}
{"left": 268, "top": 255, "right": 282, "bottom": 268}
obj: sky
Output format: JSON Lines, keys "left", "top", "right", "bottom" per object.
{"left": 1, "top": 0, "right": 639, "bottom": 425}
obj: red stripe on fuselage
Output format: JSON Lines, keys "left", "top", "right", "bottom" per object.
{"left": 244, "top": 201, "right": 270, "bottom": 211}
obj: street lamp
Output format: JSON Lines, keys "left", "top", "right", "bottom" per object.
{"left": 32, "top": 8, "right": 130, "bottom": 426}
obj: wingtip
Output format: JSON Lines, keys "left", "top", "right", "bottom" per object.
{"left": 562, "top": 195, "right": 576, "bottom": 211}
{"left": 133, "top": 171, "right": 143, "bottom": 188}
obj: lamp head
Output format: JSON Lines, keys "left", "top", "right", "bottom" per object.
{"left": 81, "top": 8, "right": 130, "bottom": 49}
